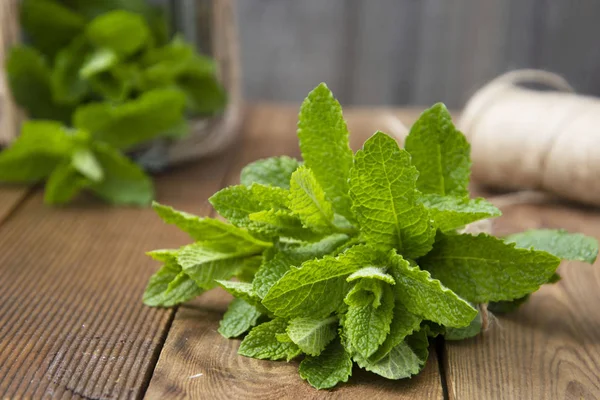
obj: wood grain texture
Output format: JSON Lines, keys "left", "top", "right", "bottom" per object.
{"left": 145, "top": 105, "right": 444, "bottom": 399}
{"left": 444, "top": 202, "right": 600, "bottom": 400}
{"left": 0, "top": 186, "right": 29, "bottom": 224}
{"left": 0, "top": 149, "right": 234, "bottom": 398}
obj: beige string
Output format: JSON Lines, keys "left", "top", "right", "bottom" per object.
{"left": 459, "top": 69, "right": 600, "bottom": 207}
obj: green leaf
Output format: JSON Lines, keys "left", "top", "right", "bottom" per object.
{"left": 248, "top": 209, "right": 318, "bottom": 241}
{"left": 152, "top": 202, "right": 271, "bottom": 253}
{"left": 80, "top": 48, "right": 118, "bottom": 79}
{"left": 405, "top": 103, "right": 471, "bottom": 196}
{"left": 299, "top": 339, "right": 352, "bottom": 390}
{"left": 505, "top": 229, "right": 598, "bottom": 264}
{"left": 347, "top": 267, "right": 395, "bottom": 285}
{"left": 179, "top": 73, "right": 227, "bottom": 116}
{"left": 238, "top": 318, "right": 302, "bottom": 361}
{"left": 388, "top": 250, "right": 477, "bottom": 327}
{"left": 349, "top": 131, "right": 435, "bottom": 258}
{"left": 344, "top": 278, "right": 385, "bottom": 308}
{"left": 88, "top": 63, "right": 141, "bottom": 103}
{"left": 286, "top": 316, "right": 338, "bottom": 356}
{"left": 51, "top": 36, "right": 91, "bottom": 105}
{"left": 215, "top": 280, "right": 266, "bottom": 312}
{"left": 342, "top": 283, "right": 394, "bottom": 359}
{"left": 6, "top": 46, "right": 73, "bottom": 123}
{"left": 209, "top": 184, "right": 290, "bottom": 228}
{"left": 44, "top": 162, "right": 90, "bottom": 205}
{"left": 71, "top": 148, "right": 103, "bottom": 182}
{"left": 88, "top": 143, "right": 153, "bottom": 206}
{"left": 74, "top": 89, "right": 186, "bottom": 150}
{"left": 0, "top": 121, "right": 79, "bottom": 183}
{"left": 252, "top": 234, "right": 349, "bottom": 298}
{"left": 20, "top": 0, "right": 86, "bottom": 59}
{"left": 445, "top": 311, "right": 482, "bottom": 341}
{"left": 143, "top": 253, "right": 204, "bottom": 307}
{"left": 488, "top": 295, "right": 531, "bottom": 314}
{"left": 86, "top": 10, "right": 150, "bottom": 56}
{"left": 177, "top": 244, "right": 255, "bottom": 290}
{"left": 420, "top": 233, "right": 561, "bottom": 303}
{"left": 354, "top": 330, "right": 429, "bottom": 380}
{"left": 240, "top": 156, "right": 301, "bottom": 189}
{"left": 421, "top": 194, "right": 501, "bottom": 232}
{"left": 289, "top": 166, "right": 337, "bottom": 233}
{"left": 262, "top": 245, "right": 378, "bottom": 319}
{"left": 297, "top": 83, "right": 354, "bottom": 221}
{"left": 368, "top": 301, "right": 422, "bottom": 363}
{"left": 218, "top": 298, "right": 262, "bottom": 338}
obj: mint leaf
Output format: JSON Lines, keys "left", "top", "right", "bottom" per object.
{"left": 252, "top": 234, "right": 349, "bottom": 298}
{"left": 143, "top": 252, "right": 204, "bottom": 307}
{"left": 445, "top": 311, "right": 482, "bottom": 341}
{"left": 178, "top": 243, "right": 257, "bottom": 290}
{"left": 80, "top": 48, "right": 119, "bottom": 79}
{"left": 74, "top": 89, "right": 186, "bottom": 150}
{"left": 248, "top": 209, "right": 317, "bottom": 241}
{"left": 369, "top": 301, "right": 422, "bottom": 363}
{"left": 218, "top": 298, "right": 262, "bottom": 339}
{"left": 488, "top": 295, "right": 530, "bottom": 314}
{"left": 420, "top": 233, "right": 561, "bottom": 303}
{"left": 289, "top": 166, "right": 337, "bottom": 233}
{"left": 209, "top": 184, "right": 289, "bottom": 228}
{"left": 20, "top": 0, "right": 86, "bottom": 59}
{"left": 51, "top": 36, "right": 91, "bottom": 105}
{"left": 89, "top": 143, "right": 153, "bottom": 206}
{"left": 287, "top": 316, "right": 338, "bottom": 356}
{"left": 0, "top": 121, "right": 79, "bottom": 183}
{"left": 6, "top": 46, "right": 73, "bottom": 123}
{"left": 215, "top": 280, "right": 266, "bottom": 312}
{"left": 152, "top": 202, "right": 271, "bottom": 253}
{"left": 354, "top": 330, "right": 429, "bottom": 380}
{"left": 238, "top": 318, "right": 301, "bottom": 361}
{"left": 421, "top": 194, "right": 501, "bottom": 232}
{"left": 89, "top": 63, "right": 141, "bottom": 103}
{"left": 347, "top": 267, "right": 395, "bottom": 285}
{"left": 179, "top": 73, "right": 227, "bottom": 116}
{"left": 263, "top": 245, "right": 378, "bottom": 319}
{"left": 505, "top": 229, "right": 599, "bottom": 264}
{"left": 350, "top": 131, "right": 435, "bottom": 258}
{"left": 241, "top": 156, "right": 301, "bottom": 189}
{"left": 405, "top": 103, "right": 471, "bottom": 196}
{"left": 86, "top": 10, "right": 150, "bottom": 56}
{"left": 44, "top": 162, "right": 90, "bottom": 205}
{"left": 299, "top": 339, "right": 352, "bottom": 390}
{"left": 297, "top": 83, "right": 354, "bottom": 221}
{"left": 389, "top": 250, "right": 477, "bottom": 327}
{"left": 342, "top": 283, "right": 394, "bottom": 359}
{"left": 71, "top": 148, "right": 103, "bottom": 182}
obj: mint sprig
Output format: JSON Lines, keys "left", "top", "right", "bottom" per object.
{"left": 144, "top": 83, "right": 599, "bottom": 390}
{"left": 1, "top": 0, "right": 226, "bottom": 205}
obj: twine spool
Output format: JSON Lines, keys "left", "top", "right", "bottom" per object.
{"left": 459, "top": 69, "right": 600, "bottom": 207}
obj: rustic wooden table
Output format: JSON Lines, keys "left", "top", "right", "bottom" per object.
{"left": 1, "top": 105, "right": 599, "bottom": 400}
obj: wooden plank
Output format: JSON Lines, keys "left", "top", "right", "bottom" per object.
{"left": 0, "top": 186, "right": 29, "bottom": 224}
{"left": 0, "top": 133, "right": 236, "bottom": 398}
{"left": 444, "top": 202, "right": 600, "bottom": 400}
{"left": 146, "top": 105, "right": 444, "bottom": 398}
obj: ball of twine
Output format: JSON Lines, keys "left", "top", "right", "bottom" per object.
{"left": 459, "top": 69, "right": 600, "bottom": 207}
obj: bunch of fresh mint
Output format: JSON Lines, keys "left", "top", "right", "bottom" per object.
{"left": 0, "top": 0, "right": 226, "bottom": 205}
{"left": 144, "top": 84, "right": 598, "bottom": 390}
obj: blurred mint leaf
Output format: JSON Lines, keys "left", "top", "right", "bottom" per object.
{"left": 74, "top": 89, "right": 186, "bottom": 150}
{"left": 86, "top": 10, "right": 150, "bottom": 56}
{"left": 20, "top": 0, "right": 86, "bottom": 59}
{"left": 44, "top": 162, "right": 90, "bottom": 205}
{"left": 88, "top": 142, "right": 153, "bottom": 205}
{"left": 240, "top": 156, "right": 301, "bottom": 189}
{"left": 405, "top": 103, "right": 471, "bottom": 197}
{"left": 350, "top": 132, "right": 435, "bottom": 258}
{"left": 6, "top": 47, "right": 73, "bottom": 123}
{"left": 298, "top": 83, "right": 354, "bottom": 222}
{"left": 299, "top": 339, "right": 352, "bottom": 390}
{"left": 71, "top": 147, "right": 103, "bottom": 182}
{"left": 80, "top": 48, "right": 118, "bottom": 79}
{"left": 420, "top": 233, "right": 561, "bottom": 303}
{"left": 218, "top": 298, "right": 262, "bottom": 339}
{"left": 421, "top": 194, "right": 501, "bottom": 232}
{"left": 506, "top": 229, "right": 598, "bottom": 264}
{"left": 238, "top": 318, "right": 302, "bottom": 361}
{"left": 51, "top": 36, "right": 91, "bottom": 105}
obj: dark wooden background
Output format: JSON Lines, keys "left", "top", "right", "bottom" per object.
{"left": 234, "top": 0, "right": 600, "bottom": 107}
